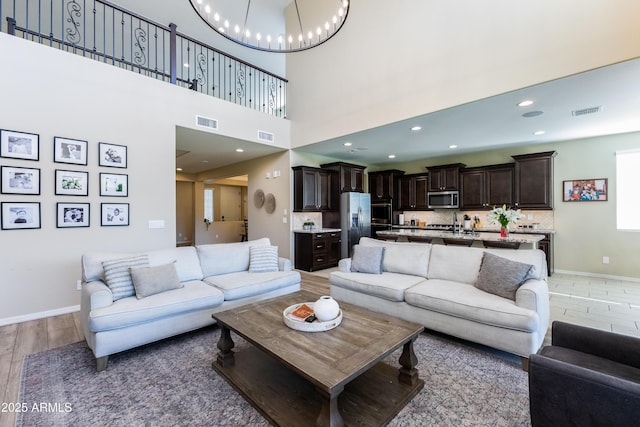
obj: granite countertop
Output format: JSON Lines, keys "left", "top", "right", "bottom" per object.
{"left": 378, "top": 229, "right": 545, "bottom": 244}
{"left": 293, "top": 228, "right": 341, "bottom": 234}
{"left": 391, "top": 225, "right": 555, "bottom": 234}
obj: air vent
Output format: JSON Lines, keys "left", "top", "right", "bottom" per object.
{"left": 196, "top": 115, "right": 218, "bottom": 130}
{"left": 572, "top": 106, "right": 602, "bottom": 116}
{"left": 257, "top": 130, "right": 274, "bottom": 143}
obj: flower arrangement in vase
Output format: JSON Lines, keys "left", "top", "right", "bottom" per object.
{"left": 487, "top": 205, "right": 523, "bottom": 237}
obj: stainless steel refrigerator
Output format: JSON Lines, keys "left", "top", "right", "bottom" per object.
{"left": 340, "top": 192, "right": 371, "bottom": 259}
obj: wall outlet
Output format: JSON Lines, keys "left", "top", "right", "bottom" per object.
{"left": 602, "top": 256, "right": 610, "bottom": 264}
{"left": 76, "top": 279, "right": 82, "bottom": 291}
{"left": 215, "top": 234, "right": 219, "bottom": 239}
{"left": 282, "top": 217, "right": 287, "bottom": 223}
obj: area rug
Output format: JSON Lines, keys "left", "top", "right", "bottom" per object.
{"left": 17, "top": 326, "right": 531, "bottom": 426}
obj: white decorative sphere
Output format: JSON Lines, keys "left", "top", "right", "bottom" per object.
{"left": 314, "top": 296, "right": 340, "bottom": 322}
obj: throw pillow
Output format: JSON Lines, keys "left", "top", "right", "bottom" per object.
{"left": 249, "top": 246, "right": 279, "bottom": 273}
{"left": 475, "top": 252, "right": 534, "bottom": 300}
{"left": 102, "top": 254, "right": 149, "bottom": 301}
{"left": 130, "top": 262, "right": 183, "bottom": 299}
{"left": 350, "top": 245, "right": 384, "bottom": 274}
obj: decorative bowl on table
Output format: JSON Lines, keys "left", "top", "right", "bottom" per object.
{"left": 283, "top": 302, "right": 343, "bottom": 332}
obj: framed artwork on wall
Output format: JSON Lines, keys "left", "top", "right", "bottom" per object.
{"left": 99, "top": 172, "right": 128, "bottom": 197}
{"left": 1, "top": 202, "right": 41, "bottom": 230}
{"left": 1, "top": 166, "right": 40, "bottom": 195}
{"left": 55, "top": 169, "right": 89, "bottom": 196}
{"left": 54, "top": 136, "right": 88, "bottom": 165}
{"left": 98, "top": 142, "right": 127, "bottom": 168}
{"left": 57, "top": 203, "right": 90, "bottom": 228}
{"left": 562, "top": 178, "right": 608, "bottom": 202}
{"left": 101, "top": 203, "right": 129, "bottom": 226}
{"left": 0, "top": 129, "right": 39, "bottom": 161}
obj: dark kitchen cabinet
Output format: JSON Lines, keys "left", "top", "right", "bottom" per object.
{"left": 294, "top": 231, "right": 341, "bottom": 272}
{"left": 460, "top": 164, "right": 514, "bottom": 209}
{"left": 321, "top": 162, "right": 365, "bottom": 193}
{"left": 427, "top": 163, "right": 465, "bottom": 192}
{"left": 398, "top": 173, "right": 429, "bottom": 210}
{"left": 292, "top": 166, "right": 338, "bottom": 212}
{"left": 368, "top": 169, "right": 405, "bottom": 201}
{"left": 536, "top": 233, "right": 554, "bottom": 275}
{"left": 512, "top": 151, "right": 556, "bottom": 210}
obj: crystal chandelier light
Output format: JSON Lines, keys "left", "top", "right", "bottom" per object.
{"left": 189, "top": 0, "right": 350, "bottom": 53}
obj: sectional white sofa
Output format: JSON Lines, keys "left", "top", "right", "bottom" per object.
{"left": 330, "top": 237, "right": 549, "bottom": 367}
{"left": 80, "top": 238, "right": 300, "bottom": 371}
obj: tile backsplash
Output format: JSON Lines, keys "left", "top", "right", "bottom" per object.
{"left": 398, "top": 210, "right": 554, "bottom": 230}
{"left": 292, "top": 212, "right": 323, "bottom": 230}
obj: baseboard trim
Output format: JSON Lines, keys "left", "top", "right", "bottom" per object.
{"left": 0, "top": 305, "right": 80, "bottom": 327}
{"left": 553, "top": 269, "right": 640, "bottom": 283}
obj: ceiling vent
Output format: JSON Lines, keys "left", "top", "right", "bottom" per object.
{"left": 196, "top": 115, "right": 218, "bottom": 130}
{"left": 257, "top": 130, "right": 274, "bottom": 143}
{"left": 572, "top": 106, "right": 602, "bottom": 117}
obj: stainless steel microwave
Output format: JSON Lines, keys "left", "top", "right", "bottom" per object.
{"left": 427, "top": 191, "right": 459, "bottom": 209}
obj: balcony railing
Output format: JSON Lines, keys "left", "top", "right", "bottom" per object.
{"left": 1, "top": 0, "right": 287, "bottom": 118}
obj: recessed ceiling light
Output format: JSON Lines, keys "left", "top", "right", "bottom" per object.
{"left": 410, "top": 126, "right": 422, "bottom": 131}
{"left": 449, "top": 145, "right": 458, "bottom": 149}
{"left": 522, "top": 110, "right": 544, "bottom": 118}
{"left": 201, "top": 160, "right": 209, "bottom": 163}
{"left": 235, "top": 148, "right": 244, "bottom": 152}
{"left": 176, "top": 167, "right": 183, "bottom": 172}
{"left": 518, "top": 100, "right": 534, "bottom": 107}
{"left": 388, "top": 154, "right": 396, "bottom": 159}
{"left": 343, "top": 142, "right": 352, "bottom": 146}
{"left": 533, "top": 130, "right": 546, "bottom": 136}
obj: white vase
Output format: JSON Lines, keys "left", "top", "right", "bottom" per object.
{"left": 314, "top": 296, "right": 340, "bottom": 322}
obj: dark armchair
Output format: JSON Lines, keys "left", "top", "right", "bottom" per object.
{"left": 529, "top": 321, "right": 640, "bottom": 426}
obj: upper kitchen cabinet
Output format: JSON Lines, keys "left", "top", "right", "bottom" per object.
{"left": 368, "top": 169, "right": 405, "bottom": 201}
{"left": 427, "top": 163, "right": 466, "bottom": 192}
{"left": 320, "top": 162, "right": 366, "bottom": 193}
{"left": 460, "top": 164, "right": 514, "bottom": 209}
{"left": 512, "top": 151, "right": 557, "bottom": 210}
{"left": 398, "top": 173, "right": 429, "bottom": 210}
{"left": 292, "top": 166, "right": 338, "bottom": 212}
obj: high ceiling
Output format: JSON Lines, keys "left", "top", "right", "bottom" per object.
{"left": 176, "top": 57, "right": 640, "bottom": 173}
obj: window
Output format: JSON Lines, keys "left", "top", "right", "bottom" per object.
{"left": 204, "top": 188, "right": 214, "bottom": 222}
{"left": 616, "top": 150, "right": 640, "bottom": 231}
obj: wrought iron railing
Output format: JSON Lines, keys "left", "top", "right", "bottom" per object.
{"left": 1, "top": 0, "right": 287, "bottom": 118}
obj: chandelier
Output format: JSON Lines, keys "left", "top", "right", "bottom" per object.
{"left": 189, "top": 0, "right": 350, "bottom": 53}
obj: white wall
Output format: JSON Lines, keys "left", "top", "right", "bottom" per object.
{"left": 0, "top": 33, "right": 289, "bottom": 323}
{"left": 287, "top": 0, "right": 640, "bottom": 147}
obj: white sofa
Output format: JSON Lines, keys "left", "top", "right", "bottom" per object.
{"left": 81, "top": 238, "right": 300, "bottom": 370}
{"left": 330, "top": 237, "right": 549, "bottom": 365}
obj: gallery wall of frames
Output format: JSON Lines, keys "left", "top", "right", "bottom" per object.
{"left": 0, "top": 128, "right": 130, "bottom": 230}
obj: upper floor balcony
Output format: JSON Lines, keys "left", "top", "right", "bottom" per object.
{"left": 1, "top": 0, "right": 287, "bottom": 118}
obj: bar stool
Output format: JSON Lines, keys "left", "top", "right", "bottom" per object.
{"left": 442, "top": 238, "right": 473, "bottom": 247}
{"left": 407, "top": 236, "right": 432, "bottom": 244}
{"left": 378, "top": 236, "right": 398, "bottom": 242}
{"left": 483, "top": 240, "right": 521, "bottom": 249}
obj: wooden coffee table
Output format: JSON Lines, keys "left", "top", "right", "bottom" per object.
{"left": 211, "top": 290, "right": 424, "bottom": 427}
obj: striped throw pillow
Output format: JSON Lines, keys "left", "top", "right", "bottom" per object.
{"left": 249, "top": 246, "right": 278, "bottom": 273}
{"left": 102, "top": 255, "right": 149, "bottom": 301}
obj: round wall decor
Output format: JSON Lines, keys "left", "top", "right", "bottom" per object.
{"left": 265, "top": 193, "right": 276, "bottom": 214}
{"left": 253, "top": 189, "right": 265, "bottom": 208}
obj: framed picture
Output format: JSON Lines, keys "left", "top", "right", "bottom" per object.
{"left": 563, "top": 178, "right": 608, "bottom": 202}
{"left": 100, "top": 172, "right": 128, "bottom": 197}
{"left": 54, "top": 136, "right": 88, "bottom": 165}
{"left": 1, "top": 202, "right": 41, "bottom": 230}
{"left": 57, "top": 203, "right": 90, "bottom": 228}
{"left": 99, "top": 142, "right": 127, "bottom": 168}
{"left": 101, "top": 203, "right": 129, "bottom": 226}
{"left": 1, "top": 166, "right": 40, "bottom": 195}
{"left": 0, "top": 129, "right": 39, "bottom": 161}
{"left": 55, "top": 169, "right": 89, "bottom": 196}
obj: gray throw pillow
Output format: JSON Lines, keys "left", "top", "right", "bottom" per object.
{"left": 350, "top": 245, "right": 384, "bottom": 274}
{"left": 475, "top": 252, "right": 533, "bottom": 300}
{"left": 102, "top": 254, "right": 149, "bottom": 301}
{"left": 130, "top": 262, "right": 183, "bottom": 299}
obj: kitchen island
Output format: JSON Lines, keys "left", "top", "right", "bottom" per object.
{"left": 376, "top": 228, "right": 545, "bottom": 249}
